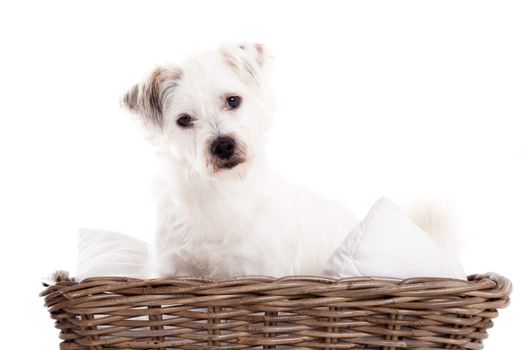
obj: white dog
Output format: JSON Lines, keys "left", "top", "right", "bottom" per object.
{"left": 119, "top": 43, "right": 456, "bottom": 279}
{"left": 121, "top": 43, "right": 359, "bottom": 278}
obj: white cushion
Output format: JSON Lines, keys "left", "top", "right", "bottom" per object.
{"left": 322, "top": 197, "right": 466, "bottom": 280}
{"left": 76, "top": 228, "right": 150, "bottom": 281}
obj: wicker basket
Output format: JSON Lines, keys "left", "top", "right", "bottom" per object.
{"left": 41, "top": 273, "right": 511, "bottom": 349}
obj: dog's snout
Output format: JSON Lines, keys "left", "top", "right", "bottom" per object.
{"left": 211, "top": 137, "right": 236, "bottom": 160}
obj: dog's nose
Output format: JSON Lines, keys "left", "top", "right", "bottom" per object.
{"left": 211, "top": 137, "right": 236, "bottom": 160}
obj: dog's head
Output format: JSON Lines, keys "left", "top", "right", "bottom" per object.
{"left": 122, "top": 43, "right": 272, "bottom": 179}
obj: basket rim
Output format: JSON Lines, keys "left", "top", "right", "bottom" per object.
{"left": 41, "top": 272, "right": 512, "bottom": 302}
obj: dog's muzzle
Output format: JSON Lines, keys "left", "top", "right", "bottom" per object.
{"left": 211, "top": 136, "right": 235, "bottom": 160}
{"left": 209, "top": 136, "right": 245, "bottom": 170}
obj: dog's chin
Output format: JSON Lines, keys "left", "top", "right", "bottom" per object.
{"left": 220, "top": 159, "right": 244, "bottom": 170}
{"left": 210, "top": 158, "right": 248, "bottom": 179}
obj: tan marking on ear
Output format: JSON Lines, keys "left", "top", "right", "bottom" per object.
{"left": 122, "top": 67, "right": 181, "bottom": 129}
{"left": 123, "top": 84, "right": 140, "bottom": 111}
{"left": 255, "top": 43, "right": 264, "bottom": 55}
{"left": 221, "top": 44, "right": 264, "bottom": 86}
{"left": 254, "top": 43, "right": 265, "bottom": 66}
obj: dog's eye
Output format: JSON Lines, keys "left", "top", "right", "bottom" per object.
{"left": 176, "top": 114, "right": 193, "bottom": 128}
{"left": 225, "top": 96, "right": 242, "bottom": 110}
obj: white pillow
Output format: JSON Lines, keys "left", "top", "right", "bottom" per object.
{"left": 322, "top": 197, "right": 466, "bottom": 280}
{"left": 76, "top": 228, "right": 151, "bottom": 281}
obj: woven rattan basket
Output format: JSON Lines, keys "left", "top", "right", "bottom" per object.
{"left": 41, "top": 273, "right": 511, "bottom": 349}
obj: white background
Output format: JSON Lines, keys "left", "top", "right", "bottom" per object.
{"left": 0, "top": 0, "right": 523, "bottom": 348}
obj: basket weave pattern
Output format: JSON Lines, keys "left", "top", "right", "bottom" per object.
{"left": 41, "top": 273, "right": 511, "bottom": 349}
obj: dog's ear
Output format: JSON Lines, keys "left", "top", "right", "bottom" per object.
{"left": 240, "top": 43, "right": 268, "bottom": 68}
{"left": 122, "top": 67, "right": 180, "bottom": 129}
{"left": 221, "top": 43, "right": 270, "bottom": 86}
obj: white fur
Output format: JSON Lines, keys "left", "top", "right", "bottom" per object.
{"left": 123, "top": 43, "right": 358, "bottom": 278}
{"left": 405, "top": 197, "right": 464, "bottom": 256}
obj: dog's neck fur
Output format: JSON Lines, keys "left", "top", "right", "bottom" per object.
{"left": 157, "top": 156, "right": 274, "bottom": 242}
